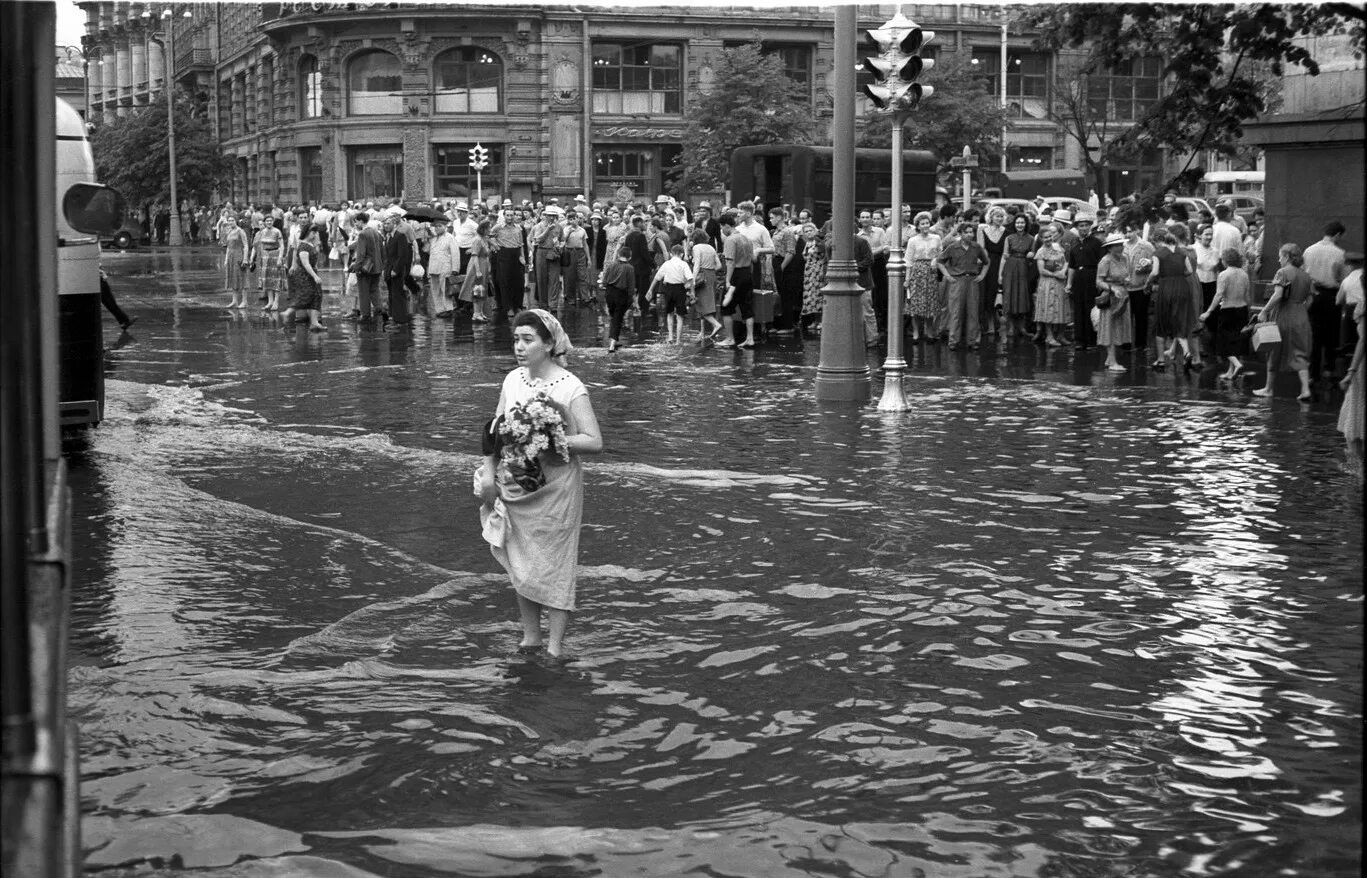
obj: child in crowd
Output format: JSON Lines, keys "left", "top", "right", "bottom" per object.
{"left": 599, "top": 246, "right": 636, "bottom": 353}
{"left": 645, "top": 243, "right": 694, "bottom": 344}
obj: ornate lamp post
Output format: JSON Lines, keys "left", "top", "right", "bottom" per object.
{"left": 862, "top": 10, "right": 935, "bottom": 412}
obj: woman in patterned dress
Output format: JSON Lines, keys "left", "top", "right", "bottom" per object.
{"left": 799, "top": 222, "right": 826, "bottom": 332}
{"left": 1033, "top": 223, "right": 1070, "bottom": 346}
{"left": 903, "top": 211, "right": 941, "bottom": 343}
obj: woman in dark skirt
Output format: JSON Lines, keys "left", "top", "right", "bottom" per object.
{"left": 999, "top": 213, "right": 1035, "bottom": 339}
{"left": 977, "top": 206, "right": 1008, "bottom": 339}
{"left": 1200, "top": 247, "right": 1252, "bottom": 381}
{"left": 282, "top": 224, "right": 326, "bottom": 332}
{"left": 1148, "top": 229, "right": 1194, "bottom": 370}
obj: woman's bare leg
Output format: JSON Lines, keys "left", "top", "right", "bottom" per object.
{"left": 516, "top": 595, "right": 543, "bottom": 648}
{"left": 546, "top": 608, "right": 571, "bottom": 657}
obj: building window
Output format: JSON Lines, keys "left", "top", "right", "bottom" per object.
{"left": 299, "top": 146, "right": 323, "bottom": 204}
{"left": 591, "top": 42, "right": 681, "bottom": 115}
{"left": 1086, "top": 56, "right": 1162, "bottom": 122}
{"left": 970, "top": 48, "right": 1049, "bottom": 118}
{"left": 347, "top": 50, "right": 402, "bottom": 116}
{"left": 300, "top": 55, "right": 322, "bottom": 119}
{"left": 433, "top": 48, "right": 501, "bottom": 114}
{"left": 1007, "top": 146, "right": 1053, "bottom": 171}
{"left": 724, "top": 41, "right": 814, "bottom": 91}
{"left": 433, "top": 143, "right": 505, "bottom": 200}
{"left": 348, "top": 145, "right": 403, "bottom": 199}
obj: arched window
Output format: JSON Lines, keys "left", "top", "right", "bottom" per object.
{"left": 299, "top": 54, "right": 322, "bottom": 119}
{"left": 347, "top": 50, "right": 402, "bottom": 115}
{"left": 433, "top": 47, "right": 501, "bottom": 114}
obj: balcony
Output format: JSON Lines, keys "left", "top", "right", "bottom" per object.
{"left": 176, "top": 46, "right": 214, "bottom": 71}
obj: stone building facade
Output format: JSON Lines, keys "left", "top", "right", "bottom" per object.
{"left": 80, "top": 2, "right": 1173, "bottom": 207}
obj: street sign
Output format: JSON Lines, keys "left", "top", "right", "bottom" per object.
{"left": 950, "top": 156, "right": 980, "bottom": 168}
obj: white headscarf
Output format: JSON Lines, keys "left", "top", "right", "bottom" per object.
{"left": 527, "top": 308, "right": 573, "bottom": 366}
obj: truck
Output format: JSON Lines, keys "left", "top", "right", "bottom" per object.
{"left": 55, "top": 96, "right": 125, "bottom": 426}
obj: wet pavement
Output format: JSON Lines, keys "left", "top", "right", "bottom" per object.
{"left": 69, "top": 247, "right": 1361, "bottom": 876}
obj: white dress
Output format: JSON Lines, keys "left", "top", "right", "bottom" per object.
{"left": 481, "top": 367, "right": 589, "bottom": 611}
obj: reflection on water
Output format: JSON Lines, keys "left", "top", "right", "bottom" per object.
{"left": 69, "top": 257, "right": 1361, "bottom": 876}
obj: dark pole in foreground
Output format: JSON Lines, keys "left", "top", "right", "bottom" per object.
{"left": 815, "top": 4, "right": 870, "bottom": 402}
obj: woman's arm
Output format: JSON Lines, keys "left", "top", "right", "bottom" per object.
{"left": 1341, "top": 311, "right": 1364, "bottom": 390}
{"left": 565, "top": 394, "right": 603, "bottom": 455}
{"left": 1203, "top": 271, "right": 1227, "bottom": 320}
{"left": 1258, "top": 286, "right": 1285, "bottom": 322}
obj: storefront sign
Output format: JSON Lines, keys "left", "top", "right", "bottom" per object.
{"left": 595, "top": 126, "right": 682, "bottom": 140}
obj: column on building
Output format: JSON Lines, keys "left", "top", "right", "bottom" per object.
{"left": 230, "top": 72, "right": 245, "bottom": 140}
{"left": 115, "top": 35, "right": 130, "bottom": 114}
{"left": 87, "top": 52, "right": 103, "bottom": 116}
{"left": 131, "top": 30, "right": 146, "bottom": 96}
{"left": 148, "top": 31, "right": 164, "bottom": 90}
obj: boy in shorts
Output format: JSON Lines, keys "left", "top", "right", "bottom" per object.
{"left": 646, "top": 243, "right": 695, "bottom": 344}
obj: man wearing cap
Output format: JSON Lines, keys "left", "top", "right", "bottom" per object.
{"left": 1065, "top": 213, "right": 1103, "bottom": 350}
{"left": 694, "top": 201, "right": 722, "bottom": 251}
{"left": 532, "top": 205, "right": 566, "bottom": 310}
{"left": 936, "top": 220, "right": 991, "bottom": 350}
{"left": 450, "top": 200, "right": 478, "bottom": 275}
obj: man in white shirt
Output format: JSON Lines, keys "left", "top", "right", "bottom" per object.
{"left": 1304, "top": 221, "right": 1347, "bottom": 378}
{"left": 736, "top": 201, "right": 773, "bottom": 255}
{"left": 1336, "top": 251, "right": 1364, "bottom": 366}
{"left": 451, "top": 200, "right": 479, "bottom": 274}
{"left": 1209, "top": 203, "right": 1243, "bottom": 260}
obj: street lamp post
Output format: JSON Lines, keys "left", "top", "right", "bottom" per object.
{"left": 162, "top": 7, "right": 182, "bottom": 246}
{"left": 878, "top": 111, "right": 911, "bottom": 411}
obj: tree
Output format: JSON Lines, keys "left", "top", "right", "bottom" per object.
{"left": 1023, "top": 2, "right": 1367, "bottom": 207}
{"left": 89, "top": 89, "right": 232, "bottom": 210}
{"left": 856, "top": 53, "right": 1010, "bottom": 179}
{"left": 1044, "top": 54, "right": 1142, "bottom": 204}
{"left": 675, "top": 42, "right": 820, "bottom": 194}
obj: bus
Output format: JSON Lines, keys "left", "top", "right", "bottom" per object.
{"left": 729, "top": 144, "right": 938, "bottom": 224}
{"left": 56, "top": 96, "right": 125, "bottom": 426}
{"left": 1201, "top": 171, "right": 1264, "bottom": 198}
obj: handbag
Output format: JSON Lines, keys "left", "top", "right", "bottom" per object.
{"left": 560, "top": 249, "right": 573, "bottom": 267}
{"left": 1095, "top": 289, "right": 1113, "bottom": 310}
{"left": 329, "top": 245, "right": 341, "bottom": 262}
{"left": 1252, "top": 322, "right": 1282, "bottom": 350}
{"left": 410, "top": 263, "right": 426, "bottom": 280}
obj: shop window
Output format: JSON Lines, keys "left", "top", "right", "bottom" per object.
{"left": 300, "top": 55, "right": 322, "bottom": 119}
{"left": 347, "top": 50, "right": 402, "bottom": 116}
{"left": 970, "top": 48, "right": 1049, "bottom": 118}
{"left": 299, "top": 146, "right": 323, "bottom": 204}
{"left": 348, "top": 146, "right": 402, "bottom": 199}
{"left": 591, "top": 42, "right": 681, "bottom": 115}
{"left": 433, "top": 143, "right": 504, "bottom": 200}
{"left": 433, "top": 48, "right": 502, "bottom": 114}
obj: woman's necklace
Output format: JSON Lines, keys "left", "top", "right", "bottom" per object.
{"left": 521, "top": 367, "right": 567, "bottom": 389}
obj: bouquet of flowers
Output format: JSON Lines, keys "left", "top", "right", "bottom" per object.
{"left": 495, "top": 393, "right": 570, "bottom": 492}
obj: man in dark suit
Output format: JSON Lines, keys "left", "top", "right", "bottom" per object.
{"left": 382, "top": 214, "right": 412, "bottom": 326}
{"left": 349, "top": 212, "right": 385, "bottom": 321}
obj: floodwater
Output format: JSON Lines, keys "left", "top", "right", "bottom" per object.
{"left": 70, "top": 250, "right": 1361, "bottom": 876}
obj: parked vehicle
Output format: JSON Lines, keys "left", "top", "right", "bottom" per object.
{"left": 99, "top": 214, "right": 144, "bottom": 250}
{"left": 1221, "top": 193, "right": 1264, "bottom": 223}
{"left": 996, "top": 169, "right": 1088, "bottom": 201}
{"left": 1041, "top": 196, "right": 1097, "bottom": 218}
{"left": 1201, "top": 170, "right": 1264, "bottom": 199}
{"left": 975, "top": 197, "right": 1039, "bottom": 219}
{"left": 56, "top": 96, "right": 125, "bottom": 426}
{"left": 730, "top": 144, "right": 938, "bottom": 224}
{"left": 1173, "top": 196, "right": 1213, "bottom": 220}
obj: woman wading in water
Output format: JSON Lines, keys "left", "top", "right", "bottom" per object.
{"left": 477, "top": 309, "right": 603, "bottom": 660}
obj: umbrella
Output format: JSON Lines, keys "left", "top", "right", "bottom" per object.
{"left": 404, "top": 205, "right": 446, "bottom": 221}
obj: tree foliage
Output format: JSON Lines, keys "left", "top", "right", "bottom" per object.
{"left": 89, "top": 90, "right": 232, "bottom": 208}
{"left": 856, "top": 53, "right": 1010, "bottom": 177}
{"left": 1024, "top": 2, "right": 1366, "bottom": 201}
{"left": 676, "top": 42, "right": 820, "bottom": 193}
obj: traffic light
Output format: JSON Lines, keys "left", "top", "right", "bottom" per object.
{"left": 862, "top": 11, "right": 935, "bottom": 113}
{"left": 468, "top": 143, "right": 489, "bottom": 170}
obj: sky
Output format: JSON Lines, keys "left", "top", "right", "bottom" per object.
{"left": 55, "top": 0, "right": 85, "bottom": 47}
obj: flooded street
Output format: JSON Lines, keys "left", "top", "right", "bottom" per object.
{"left": 70, "top": 249, "right": 1361, "bottom": 876}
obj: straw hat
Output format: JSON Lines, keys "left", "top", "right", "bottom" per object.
{"left": 1103, "top": 233, "right": 1126, "bottom": 249}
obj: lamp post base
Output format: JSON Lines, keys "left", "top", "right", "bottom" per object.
{"left": 814, "top": 258, "right": 870, "bottom": 403}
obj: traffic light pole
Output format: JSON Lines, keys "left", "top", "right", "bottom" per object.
{"left": 877, "top": 111, "right": 909, "bottom": 411}
{"left": 815, "top": 3, "right": 870, "bottom": 403}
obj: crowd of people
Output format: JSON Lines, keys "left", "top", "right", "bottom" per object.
{"left": 196, "top": 190, "right": 1362, "bottom": 450}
